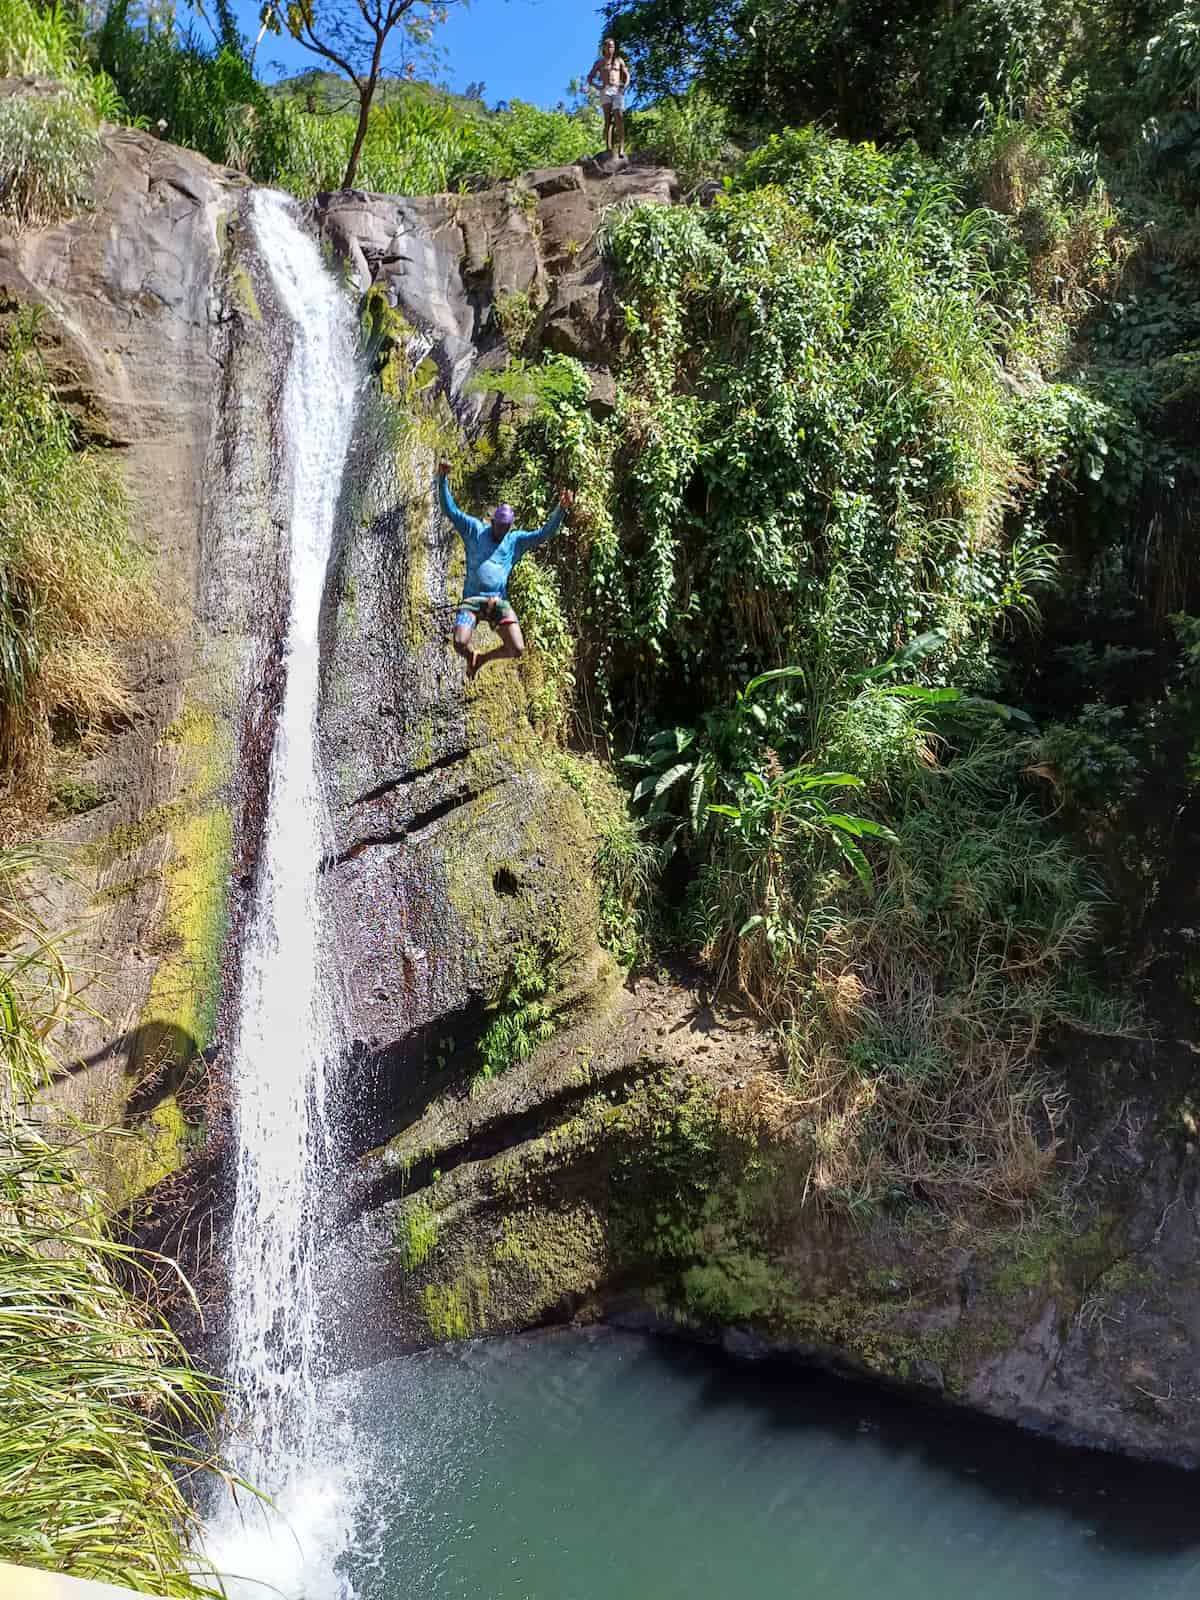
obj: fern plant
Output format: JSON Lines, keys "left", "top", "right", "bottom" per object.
{"left": 474, "top": 931, "right": 564, "bottom": 1090}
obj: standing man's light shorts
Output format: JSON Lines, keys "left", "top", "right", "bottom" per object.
{"left": 602, "top": 86, "right": 626, "bottom": 112}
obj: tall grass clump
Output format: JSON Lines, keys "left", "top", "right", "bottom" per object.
{"left": 94, "top": 0, "right": 290, "bottom": 179}
{"left": 0, "top": 0, "right": 122, "bottom": 228}
{"left": 268, "top": 95, "right": 601, "bottom": 198}
{"left": 678, "top": 677, "right": 1134, "bottom": 1214}
{"left": 0, "top": 92, "right": 102, "bottom": 229}
{"left": 0, "top": 843, "right": 226, "bottom": 1594}
{"left": 778, "top": 736, "right": 1133, "bottom": 1212}
{"left": 0, "top": 312, "right": 162, "bottom": 821}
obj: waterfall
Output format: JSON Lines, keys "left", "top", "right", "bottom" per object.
{"left": 206, "top": 189, "right": 362, "bottom": 1598}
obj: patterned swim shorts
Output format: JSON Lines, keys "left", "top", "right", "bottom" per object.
{"left": 455, "top": 594, "right": 518, "bottom": 630}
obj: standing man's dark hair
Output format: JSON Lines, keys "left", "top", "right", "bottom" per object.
{"left": 588, "top": 36, "right": 631, "bottom": 160}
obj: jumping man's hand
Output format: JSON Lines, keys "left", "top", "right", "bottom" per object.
{"left": 438, "top": 460, "right": 452, "bottom": 476}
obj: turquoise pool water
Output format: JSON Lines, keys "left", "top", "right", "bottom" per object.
{"left": 333, "top": 1328, "right": 1200, "bottom": 1599}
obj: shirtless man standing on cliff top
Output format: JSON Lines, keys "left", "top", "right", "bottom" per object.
{"left": 588, "top": 37, "right": 631, "bottom": 159}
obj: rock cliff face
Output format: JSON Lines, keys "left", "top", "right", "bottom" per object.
{"left": 317, "top": 157, "right": 677, "bottom": 415}
{"left": 1, "top": 106, "right": 246, "bottom": 1197}
{"left": 310, "top": 157, "right": 679, "bottom": 1066}
{"left": 6, "top": 87, "right": 1197, "bottom": 1470}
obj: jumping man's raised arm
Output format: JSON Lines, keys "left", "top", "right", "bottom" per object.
{"left": 513, "top": 496, "right": 568, "bottom": 555}
{"left": 437, "top": 469, "right": 478, "bottom": 543}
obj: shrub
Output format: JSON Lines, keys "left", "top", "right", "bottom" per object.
{"left": 550, "top": 751, "right": 658, "bottom": 968}
{"left": 0, "top": 0, "right": 121, "bottom": 228}
{"left": 775, "top": 738, "right": 1136, "bottom": 1211}
{"left": 631, "top": 87, "right": 731, "bottom": 186}
{"left": 0, "top": 92, "right": 101, "bottom": 230}
{"left": 474, "top": 931, "right": 565, "bottom": 1088}
{"left": 94, "top": 2, "right": 289, "bottom": 179}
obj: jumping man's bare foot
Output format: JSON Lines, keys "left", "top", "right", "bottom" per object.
{"left": 466, "top": 650, "right": 481, "bottom": 680}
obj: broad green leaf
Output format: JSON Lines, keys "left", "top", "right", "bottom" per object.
{"left": 886, "top": 685, "right": 961, "bottom": 704}
{"left": 859, "top": 629, "right": 948, "bottom": 681}
{"left": 688, "top": 761, "right": 709, "bottom": 832}
{"left": 745, "top": 664, "right": 807, "bottom": 696}
{"left": 786, "top": 769, "right": 865, "bottom": 790}
{"left": 653, "top": 761, "right": 694, "bottom": 798}
{"left": 825, "top": 813, "right": 899, "bottom": 843}
{"left": 831, "top": 831, "right": 873, "bottom": 889}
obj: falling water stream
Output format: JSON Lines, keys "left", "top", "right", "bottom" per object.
{"left": 205, "top": 189, "right": 362, "bottom": 1599}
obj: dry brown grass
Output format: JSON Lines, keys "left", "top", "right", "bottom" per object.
{"left": 696, "top": 744, "right": 1138, "bottom": 1220}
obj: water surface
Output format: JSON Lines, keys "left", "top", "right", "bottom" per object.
{"left": 332, "top": 1328, "right": 1200, "bottom": 1599}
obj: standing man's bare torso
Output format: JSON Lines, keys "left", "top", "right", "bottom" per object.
{"left": 592, "top": 55, "right": 628, "bottom": 88}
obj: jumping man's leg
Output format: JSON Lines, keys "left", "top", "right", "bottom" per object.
{"left": 603, "top": 102, "right": 614, "bottom": 151}
{"left": 614, "top": 106, "right": 625, "bottom": 158}
{"left": 468, "top": 617, "right": 525, "bottom": 679}
{"left": 453, "top": 615, "right": 478, "bottom": 675}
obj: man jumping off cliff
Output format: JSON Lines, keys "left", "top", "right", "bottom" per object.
{"left": 437, "top": 462, "right": 573, "bottom": 680}
{"left": 588, "top": 38, "right": 631, "bottom": 160}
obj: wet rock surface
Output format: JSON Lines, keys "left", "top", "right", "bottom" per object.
{"left": 341, "top": 1006, "right": 1200, "bottom": 1468}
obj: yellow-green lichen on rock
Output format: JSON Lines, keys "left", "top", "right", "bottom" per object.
{"left": 88, "top": 701, "right": 233, "bottom": 1207}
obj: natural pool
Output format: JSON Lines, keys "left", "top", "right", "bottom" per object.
{"left": 300, "top": 1327, "right": 1200, "bottom": 1600}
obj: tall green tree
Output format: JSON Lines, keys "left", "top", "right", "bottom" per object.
{"left": 260, "top": 0, "right": 463, "bottom": 187}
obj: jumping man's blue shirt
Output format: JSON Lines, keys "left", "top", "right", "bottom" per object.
{"left": 438, "top": 475, "right": 564, "bottom": 601}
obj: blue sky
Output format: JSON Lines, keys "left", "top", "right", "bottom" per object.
{"left": 232, "top": 0, "right": 612, "bottom": 109}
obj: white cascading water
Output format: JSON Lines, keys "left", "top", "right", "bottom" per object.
{"left": 206, "top": 189, "right": 362, "bottom": 1599}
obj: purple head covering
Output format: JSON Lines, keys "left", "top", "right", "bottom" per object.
{"left": 492, "top": 503, "right": 515, "bottom": 528}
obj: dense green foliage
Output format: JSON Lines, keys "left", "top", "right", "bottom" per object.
{"left": 604, "top": 0, "right": 1173, "bottom": 145}
{"left": 90, "top": 4, "right": 600, "bottom": 194}
{"left": 466, "top": 92, "right": 1197, "bottom": 1208}
{"left": 0, "top": 846, "right": 227, "bottom": 1594}
{"left": 94, "top": 0, "right": 292, "bottom": 179}
{"left": 263, "top": 93, "right": 600, "bottom": 198}
{"left": 1, "top": 0, "right": 602, "bottom": 199}
{"left": 0, "top": 0, "right": 121, "bottom": 227}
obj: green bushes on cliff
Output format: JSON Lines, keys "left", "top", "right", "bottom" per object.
{"left": 93, "top": 0, "right": 290, "bottom": 180}
{"left": 261, "top": 94, "right": 600, "bottom": 198}
{"left": 90, "top": 1, "right": 601, "bottom": 197}
{"left": 0, "top": 92, "right": 102, "bottom": 229}
{"left": 472, "top": 121, "right": 1170, "bottom": 1212}
{"left": 0, "top": 845, "right": 226, "bottom": 1595}
{"left": 0, "top": 312, "right": 163, "bottom": 825}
